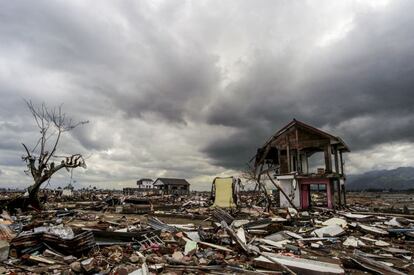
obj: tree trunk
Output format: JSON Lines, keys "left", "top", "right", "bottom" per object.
{"left": 27, "top": 179, "right": 46, "bottom": 210}
{"left": 2, "top": 178, "right": 48, "bottom": 213}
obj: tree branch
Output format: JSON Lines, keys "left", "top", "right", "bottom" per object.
{"left": 43, "top": 128, "right": 61, "bottom": 166}
{"left": 22, "top": 143, "right": 31, "bottom": 158}
{"left": 22, "top": 143, "right": 37, "bottom": 179}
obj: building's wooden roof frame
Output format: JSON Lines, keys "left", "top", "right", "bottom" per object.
{"left": 251, "top": 119, "right": 350, "bottom": 170}
{"left": 262, "top": 119, "right": 350, "bottom": 152}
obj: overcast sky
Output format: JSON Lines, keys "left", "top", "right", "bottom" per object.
{"left": 1, "top": 0, "right": 414, "bottom": 190}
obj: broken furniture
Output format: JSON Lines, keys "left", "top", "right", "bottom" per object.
{"left": 211, "top": 177, "right": 240, "bottom": 208}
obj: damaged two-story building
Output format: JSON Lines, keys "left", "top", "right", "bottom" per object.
{"left": 253, "top": 119, "right": 350, "bottom": 209}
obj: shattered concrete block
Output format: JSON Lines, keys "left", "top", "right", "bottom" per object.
{"left": 322, "top": 217, "right": 347, "bottom": 228}
{"left": 343, "top": 236, "right": 365, "bottom": 248}
{"left": 312, "top": 224, "right": 345, "bottom": 238}
{"left": 184, "top": 240, "right": 197, "bottom": 256}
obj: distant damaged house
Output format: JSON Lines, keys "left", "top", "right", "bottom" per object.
{"left": 253, "top": 119, "right": 349, "bottom": 209}
{"left": 153, "top": 178, "right": 190, "bottom": 195}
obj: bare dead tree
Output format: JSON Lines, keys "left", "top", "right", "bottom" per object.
{"left": 20, "top": 100, "right": 88, "bottom": 209}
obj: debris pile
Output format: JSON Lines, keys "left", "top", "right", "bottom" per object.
{"left": 0, "top": 192, "right": 414, "bottom": 274}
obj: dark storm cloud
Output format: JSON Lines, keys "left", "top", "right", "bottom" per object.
{"left": 203, "top": 126, "right": 271, "bottom": 169}
{"left": 0, "top": 1, "right": 220, "bottom": 124}
{"left": 203, "top": 0, "right": 414, "bottom": 169}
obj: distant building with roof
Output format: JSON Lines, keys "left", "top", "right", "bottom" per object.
{"left": 123, "top": 178, "right": 156, "bottom": 195}
{"left": 153, "top": 178, "right": 190, "bottom": 195}
{"left": 136, "top": 178, "right": 154, "bottom": 189}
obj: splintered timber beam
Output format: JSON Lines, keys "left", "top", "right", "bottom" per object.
{"left": 220, "top": 221, "right": 250, "bottom": 254}
{"left": 286, "top": 137, "right": 291, "bottom": 172}
{"left": 334, "top": 145, "right": 340, "bottom": 174}
{"left": 324, "top": 144, "right": 333, "bottom": 173}
{"left": 253, "top": 143, "right": 272, "bottom": 177}
{"left": 295, "top": 129, "right": 300, "bottom": 173}
{"left": 256, "top": 164, "right": 272, "bottom": 211}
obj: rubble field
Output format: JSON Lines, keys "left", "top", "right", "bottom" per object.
{"left": 1, "top": 191, "right": 414, "bottom": 274}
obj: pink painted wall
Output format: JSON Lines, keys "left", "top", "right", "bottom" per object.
{"left": 298, "top": 178, "right": 333, "bottom": 209}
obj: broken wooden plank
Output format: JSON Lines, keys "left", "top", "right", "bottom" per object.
{"left": 255, "top": 253, "right": 345, "bottom": 275}
{"left": 358, "top": 224, "right": 388, "bottom": 236}
{"left": 221, "top": 221, "right": 250, "bottom": 254}
{"left": 352, "top": 250, "right": 406, "bottom": 275}
{"left": 28, "top": 255, "right": 56, "bottom": 265}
